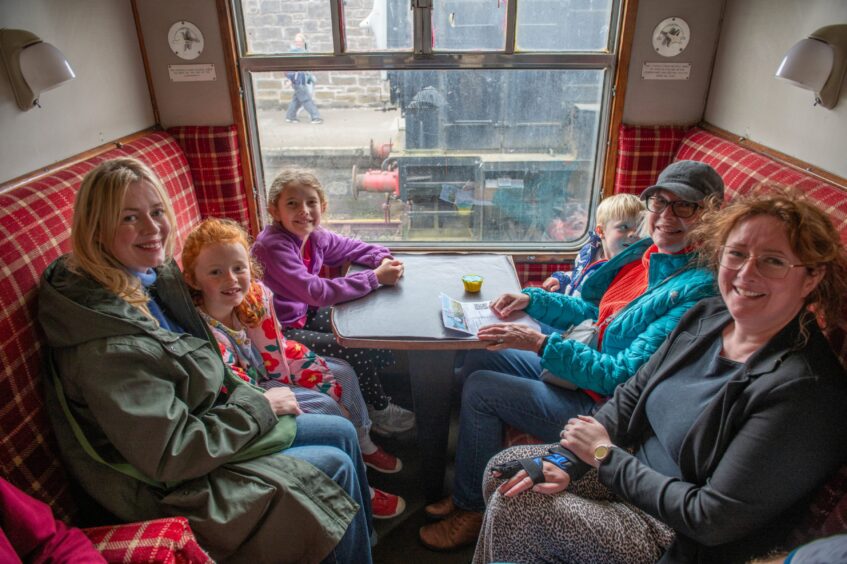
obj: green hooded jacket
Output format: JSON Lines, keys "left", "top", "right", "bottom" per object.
{"left": 38, "top": 257, "right": 358, "bottom": 563}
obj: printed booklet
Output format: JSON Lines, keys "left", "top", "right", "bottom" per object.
{"left": 439, "top": 293, "right": 540, "bottom": 336}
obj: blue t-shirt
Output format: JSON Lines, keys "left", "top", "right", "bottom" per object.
{"left": 136, "top": 269, "right": 185, "bottom": 334}
{"left": 786, "top": 534, "right": 847, "bottom": 563}
{"left": 636, "top": 335, "right": 742, "bottom": 478}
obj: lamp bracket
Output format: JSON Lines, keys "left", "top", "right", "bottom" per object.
{"left": 809, "top": 24, "right": 847, "bottom": 109}
{"left": 0, "top": 29, "right": 43, "bottom": 110}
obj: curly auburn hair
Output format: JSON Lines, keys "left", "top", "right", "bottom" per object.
{"left": 182, "top": 218, "right": 266, "bottom": 328}
{"left": 693, "top": 189, "right": 847, "bottom": 332}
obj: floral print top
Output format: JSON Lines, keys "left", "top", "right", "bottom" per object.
{"left": 199, "top": 281, "right": 342, "bottom": 401}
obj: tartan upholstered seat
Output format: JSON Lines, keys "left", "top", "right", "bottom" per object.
{"left": 83, "top": 517, "right": 213, "bottom": 564}
{"left": 0, "top": 127, "right": 245, "bottom": 562}
{"left": 675, "top": 129, "right": 847, "bottom": 238}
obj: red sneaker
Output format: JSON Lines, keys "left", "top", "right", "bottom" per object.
{"left": 371, "top": 488, "right": 406, "bottom": 519}
{"left": 363, "top": 446, "right": 403, "bottom": 474}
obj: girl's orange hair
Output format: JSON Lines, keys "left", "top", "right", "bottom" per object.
{"left": 182, "top": 218, "right": 265, "bottom": 328}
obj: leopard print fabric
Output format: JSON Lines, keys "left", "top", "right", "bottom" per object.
{"left": 473, "top": 444, "right": 675, "bottom": 564}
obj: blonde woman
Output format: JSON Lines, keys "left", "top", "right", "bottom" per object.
{"left": 38, "top": 158, "right": 373, "bottom": 562}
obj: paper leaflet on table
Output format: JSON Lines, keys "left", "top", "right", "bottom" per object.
{"left": 439, "top": 293, "right": 540, "bottom": 336}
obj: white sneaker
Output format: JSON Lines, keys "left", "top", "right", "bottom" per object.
{"left": 369, "top": 402, "right": 415, "bottom": 436}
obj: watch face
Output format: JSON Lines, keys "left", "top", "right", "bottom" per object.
{"left": 594, "top": 444, "right": 611, "bottom": 461}
{"left": 168, "top": 21, "right": 204, "bottom": 61}
{"left": 652, "top": 17, "right": 690, "bottom": 57}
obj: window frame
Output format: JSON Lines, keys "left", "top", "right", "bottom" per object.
{"left": 230, "top": 0, "right": 624, "bottom": 254}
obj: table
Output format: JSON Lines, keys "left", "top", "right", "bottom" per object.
{"left": 331, "top": 253, "right": 524, "bottom": 502}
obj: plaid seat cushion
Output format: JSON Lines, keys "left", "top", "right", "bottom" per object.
{"left": 675, "top": 128, "right": 847, "bottom": 238}
{"left": 788, "top": 466, "right": 847, "bottom": 548}
{"left": 0, "top": 132, "right": 201, "bottom": 522}
{"left": 83, "top": 517, "right": 213, "bottom": 564}
{"left": 614, "top": 125, "right": 689, "bottom": 196}
{"left": 169, "top": 125, "right": 250, "bottom": 228}
{"left": 515, "top": 262, "right": 571, "bottom": 287}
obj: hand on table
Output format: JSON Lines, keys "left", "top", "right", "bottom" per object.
{"left": 477, "top": 323, "right": 546, "bottom": 352}
{"left": 489, "top": 292, "right": 530, "bottom": 318}
{"left": 559, "top": 415, "right": 611, "bottom": 468}
{"left": 375, "top": 258, "right": 404, "bottom": 285}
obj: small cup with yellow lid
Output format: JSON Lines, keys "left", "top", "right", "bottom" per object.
{"left": 462, "top": 274, "right": 483, "bottom": 293}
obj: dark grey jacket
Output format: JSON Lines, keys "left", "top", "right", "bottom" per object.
{"left": 594, "top": 297, "right": 847, "bottom": 563}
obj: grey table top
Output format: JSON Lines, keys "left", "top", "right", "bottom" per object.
{"left": 331, "top": 253, "right": 523, "bottom": 350}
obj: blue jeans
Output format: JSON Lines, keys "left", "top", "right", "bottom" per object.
{"left": 286, "top": 84, "right": 321, "bottom": 121}
{"left": 459, "top": 347, "right": 544, "bottom": 383}
{"left": 456, "top": 318, "right": 560, "bottom": 384}
{"left": 451, "top": 370, "right": 597, "bottom": 511}
{"left": 285, "top": 413, "right": 373, "bottom": 564}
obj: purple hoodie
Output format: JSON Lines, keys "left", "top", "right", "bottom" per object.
{"left": 253, "top": 223, "right": 393, "bottom": 327}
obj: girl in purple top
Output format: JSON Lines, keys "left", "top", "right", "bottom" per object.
{"left": 253, "top": 169, "right": 416, "bottom": 436}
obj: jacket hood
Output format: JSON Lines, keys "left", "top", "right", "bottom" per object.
{"left": 39, "top": 257, "right": 161, "bottom": 348}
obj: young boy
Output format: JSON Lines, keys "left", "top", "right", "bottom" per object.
{"left": 542, "top": 193, "right": 644, "bottom": 297}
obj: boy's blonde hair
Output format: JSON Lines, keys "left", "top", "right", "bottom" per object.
{"left": 68, "top": 157, "right": 177, "bottom": 317}
{"left": 182, "top": 218, "right": 265, "bottom": 327}
{"left": 267, "top": 169, "right": 327, "bottom": 221}
{"left": 595, "top": 193, "right": 644, "bottom": 227}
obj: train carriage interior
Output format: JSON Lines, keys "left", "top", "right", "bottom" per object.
{"left": 2, "top": 0, "right": 847, "bottom": 562}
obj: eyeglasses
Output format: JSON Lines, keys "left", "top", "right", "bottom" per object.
{"left": 718, "top": 246, "right": 807, "bottom": 279}
{"left": 645, "top": 196, "right": 701, "bottom": 218}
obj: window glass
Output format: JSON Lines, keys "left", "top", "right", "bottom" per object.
{"left": 516, "top": 0, "right": 613, "bottom": 52}
{"left": 239, "top": 0, "right": 414, "bottom": 54}
{"left": 235, "top": 0, "right": 619, "bottom": 250}
{"left": 349, "top": 0, "right": 414, "bottom": 51}
{"left": 252, "top": 68, "right": 600, "bottom": 246}
{"left": 239, "top": 0, "right": 333, "bottom": 55}
{"left": 432, "top": 0, "right": 506, "bottom": 51}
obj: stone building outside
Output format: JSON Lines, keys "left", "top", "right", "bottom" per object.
{"left": 242, "top": 0, "right": 392, "bottom": 111}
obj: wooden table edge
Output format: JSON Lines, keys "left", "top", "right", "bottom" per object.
{"left": 333, "top": 334, "right": 491, "bottom": 350}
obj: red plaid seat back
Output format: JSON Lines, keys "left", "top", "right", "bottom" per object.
{"left": 0, "top": 132, "right": 201, "bottom": 521}
{"left": 167, "top": 125, "right": 251, "bottom": 227}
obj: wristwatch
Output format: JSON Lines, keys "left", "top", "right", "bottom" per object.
{"left": 593, "top": 444, "right": 613, "bottom": 465}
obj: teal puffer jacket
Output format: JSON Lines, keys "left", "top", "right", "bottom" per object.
{"left": 524, "top": 238, "right": 717, "bottom": 396}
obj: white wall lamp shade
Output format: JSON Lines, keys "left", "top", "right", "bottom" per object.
{"left": 775, "top": 38, "right": 833, "bottom": 92}
{"left": 775, "top": 24, "right": 847, "bottom": 109}
{"left": 0, "top": 28, "right": 76, "bottom": 111}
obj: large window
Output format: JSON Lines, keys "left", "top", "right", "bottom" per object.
{"left": 234, "top": 0, "right": 619, "bottom": 250}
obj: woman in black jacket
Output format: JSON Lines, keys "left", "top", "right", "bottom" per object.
{"left": 474, "top": 193, "right": 847, "bottom": 564}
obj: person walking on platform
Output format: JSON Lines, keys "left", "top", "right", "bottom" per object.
{"left": 285, "top": 33, "right": 323, "bottom": 124}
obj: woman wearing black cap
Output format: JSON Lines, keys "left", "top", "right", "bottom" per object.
{"left": 421, "top": 160, "right": 725, "bottom": 551}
